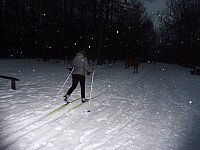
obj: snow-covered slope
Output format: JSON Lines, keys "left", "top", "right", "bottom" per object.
{"left": 0, "top": 59, "right": 200, "bottom": 150}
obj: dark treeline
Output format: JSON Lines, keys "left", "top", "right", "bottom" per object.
{"left": 1, "top": 0, "right": 199, "bottom": 65}
{"left": 157, "top": 0, "right": 200, "bottom": 65}
{"left": 0, "top": 0, "right": 155, "bottom": 64}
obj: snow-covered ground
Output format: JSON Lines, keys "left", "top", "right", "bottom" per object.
{"left": 0, "top": 59, "right": 200, "bottom": 150}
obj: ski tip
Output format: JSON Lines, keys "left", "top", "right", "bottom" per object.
{"left": 87, "top": 110, "right": 91, "bottom": 112}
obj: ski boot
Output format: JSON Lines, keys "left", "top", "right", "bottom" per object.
{"left": 64, "top": 95, "right": 70, "bottom": 104}
{"left": 82, "top": 98, "right": 89, "bottom": 103}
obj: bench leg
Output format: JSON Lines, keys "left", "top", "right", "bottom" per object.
{"left": 11, "top": 80, "right": 16, "bottom": 90}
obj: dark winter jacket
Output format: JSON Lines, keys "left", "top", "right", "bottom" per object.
{"left": 72, "top": 53, "right": 93, "bottom": 76}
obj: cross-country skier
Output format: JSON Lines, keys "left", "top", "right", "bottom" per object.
{"left": 64, "top": 47, "right": 94, "bottom": 103}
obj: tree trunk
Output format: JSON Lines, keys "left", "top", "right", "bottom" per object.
{"left": 97, "top": 0, "right": 104, "bottom": 65}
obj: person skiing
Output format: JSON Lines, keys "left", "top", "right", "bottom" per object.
{"left": 64, "top": 47, "right": 94, "bottom": 103}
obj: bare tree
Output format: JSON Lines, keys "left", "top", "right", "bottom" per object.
{"left": 1, "top": 0, "right": 156, "bottom": 62}
{"left": 159, "top": 0, "right": 200, "bottom": 64}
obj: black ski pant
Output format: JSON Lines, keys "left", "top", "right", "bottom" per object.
{"left": 67, "top": 74, "right": 85, "bottom": 98}
{"left": 134, "top": 64, "right": 139, "bottom": 73}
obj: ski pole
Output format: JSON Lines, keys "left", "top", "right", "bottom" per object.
{"left": 88, "top": 70, "right": 95, "bottom": 112}
{"left": 57, "top": 68, "right": 74, "bottom": 95}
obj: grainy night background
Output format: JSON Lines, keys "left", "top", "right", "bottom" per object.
{"left": 1, "top": 1, "right": 200, "bottom": 149}
{"left": 0, "top": 0, "right": 200, "bottom": 66}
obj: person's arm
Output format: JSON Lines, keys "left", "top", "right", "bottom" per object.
{"left": 84, "top": 57, "right": 94, "bottom": 73}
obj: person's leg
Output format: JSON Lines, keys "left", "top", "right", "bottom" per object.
{"left": 66, "top": 74, "right": 78, "bottom": 96}
{"left": 136, "top": 65, "right": 139, "bottom": 73}
{"left": 79, "top": 75, "right": 85, "bottom": 99}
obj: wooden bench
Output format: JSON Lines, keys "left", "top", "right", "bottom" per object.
{"left": 0, "top": 75, "right": 20, "bottom": 90}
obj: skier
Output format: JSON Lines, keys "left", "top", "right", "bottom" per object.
{"left": 64, "top": 48, "right": 94, "bottom": 103}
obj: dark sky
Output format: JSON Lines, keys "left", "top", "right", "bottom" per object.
{"left": 143, "top": 0, "right": 166, "bottom": 27}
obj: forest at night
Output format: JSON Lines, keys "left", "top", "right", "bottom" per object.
{"left": 0, "top": 0, "right": 200, "bottom": 65}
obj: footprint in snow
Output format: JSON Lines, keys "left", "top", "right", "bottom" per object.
{"left": 80, "top": 128, "right": 99, "bottom": 143}
{"left": 96, "top": 114, "right": 109, "bottom": 122}
{"left": 47, "top": 143, "right": 54, "bottom": 147}
{"left": 75, "top": 128, "right": 100, "bottom": 150}
{"left": 55, "top": 126, "right": 62, "bottom": 131}
{"left": 101, "top": 101, "right": 110, "bottom": 106}
{"left": 0, "top": 95, "right": 13, "bottom": 99}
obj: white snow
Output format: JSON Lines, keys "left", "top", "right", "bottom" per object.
{"left": 0, "top": 59, "right": 200, "bottom": 150}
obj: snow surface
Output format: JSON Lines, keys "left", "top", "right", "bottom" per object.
{"left": 0, "top": 59, "right": 200, "bottom": 150}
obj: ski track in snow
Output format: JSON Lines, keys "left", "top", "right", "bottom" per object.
{"left": 0, "top": 59, "right": 200, "bottom": 150}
